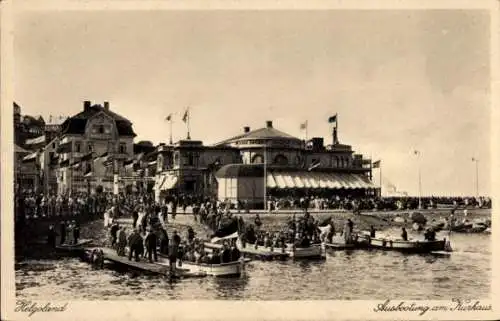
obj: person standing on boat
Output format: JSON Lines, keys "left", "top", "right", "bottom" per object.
{"left": 47, "top": 225, "right": 57, "bottom": 248}
{"left": 169, "top": 230, "right": 181, "bottom": 273}
{"left": 343, "top": 219, "right": 352, "bottom": 244}
{"left": 370, "top": 226, "right": 376, "bottom": 238}
{"left": 59, "top": 220, "right": 67, "bottom": 245}
{"left": 145, "top": 229, "right": 158, "bottom": 263}
{"left": 66, "top": 221, "right": 74, "bottom": 245}
{"left": 401, "top": 227, "right": 408, "bottom": 241}
{"left": 73, "top": 220, "right": 80, "bottom": 245}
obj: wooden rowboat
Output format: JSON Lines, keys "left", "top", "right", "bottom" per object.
{"left": 357, "top": 235, "right": 448, "bottom": 253}
{"left": 285, "top": 243, "right": 325, "bottom": 259}
{"left": 157, "top": 252, "right": 247, "bottom": 277}
{"left": 204, "top": 241, "right": 289, "bottom": 261}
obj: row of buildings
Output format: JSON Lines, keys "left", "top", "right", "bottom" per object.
{"left": 15, "top": 100, "right": 378, "bottom": 207}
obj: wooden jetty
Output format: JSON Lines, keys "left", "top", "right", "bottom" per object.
{"left": 98, "top": 247, "right": 207, "bottom": 278}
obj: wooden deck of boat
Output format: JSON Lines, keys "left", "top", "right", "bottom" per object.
{"left": 99, "top": 247, "right": 207, "bottom": 278}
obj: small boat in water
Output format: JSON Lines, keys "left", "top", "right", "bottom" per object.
{"left": 451, "top": 223, "right": 488, "bottom": 233}
{"left": 285, "top": 243, "right": 324, "bottom": 259}
{"left": 356, "top": 234, "right": 450, "bottom": 253}
{"left": 158, "top": 257, "right": 245, "bottom": 277}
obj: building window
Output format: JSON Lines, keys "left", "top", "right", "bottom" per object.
{"left": 99, "top": 125, "right": 104, "bottom": 134}
{"left": 273, "top": 154, "right": 288, "bottom": 166}
{"left": 88, "top": 142, "right": 93, "bottom": 152}
{"left": 252, "top": 154, "right": 264, "bottom": 164}
{"left": 119, "top": 143, "right": 127, "bottom": 154}
{"left": 75, "top": 142, "right": 81, "bottom": 153}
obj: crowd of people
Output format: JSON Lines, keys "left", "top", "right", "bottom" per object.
{"left": 256, "top": 195, "right": 492, "bottom": 212}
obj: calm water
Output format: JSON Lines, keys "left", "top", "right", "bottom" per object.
{"left": 16, "top": 223, "right": 491, "bottom": 300}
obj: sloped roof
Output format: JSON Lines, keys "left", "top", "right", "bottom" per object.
{"left": 60, "top": 105, "right": 136, "bottom": 137}
{"left": 214, "top": 126, "right": 300, "bottom": 146}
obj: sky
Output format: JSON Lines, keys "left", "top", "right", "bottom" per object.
{"left": 13, "top": 10, "right": 491, "bottom": 197}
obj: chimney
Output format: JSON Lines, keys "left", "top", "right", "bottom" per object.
{"left": 266, "top": 120, "right": 273, "bottom": 128}
{"left": 103, "top": 101, "right": 110, "bottom": 110}
{"left": 83, "top": 100, "right": 91, "bottom": 111}
{"left": 244, "top": 126, "right": 250, "bottom": 133}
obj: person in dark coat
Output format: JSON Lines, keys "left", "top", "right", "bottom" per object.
{"left": 128, "top": 230, "right": 143, "bottom": 262}
{"left": 110, "top": 223, "right": 119, "bottom": 246}
{"left": 132, "top": 210, "right": 139, "bottom": 229}
{"left": 187, "top": 226, "right": 195, "bottom": 243}
{"left": 168, "top": 231, "right": 181, "bottom": 273}
{"left": 47, "top": 225, "right": 57, "bottom": 248}
{"left": 221, "top": 243, "right": 232, "bottom": 263}
{"left": 230, "top": 243, "right": 241, "bottom": 262}
{"left": 159, "top": 228, "right": 169, "bottom": 255}
{"left": 73, "top": 221, "right": 80, "bottom": 244}
{"left": 59, "top": 221, "right": 67, "bottom": 245}
{"left": 145, "top": 229, "right": 158, "bottom": 263}
{"left": 370, "top": 225, "right": 376, "bottom": 238}
{"left": 401, "top": 227, "right": 408, "bottom": 241}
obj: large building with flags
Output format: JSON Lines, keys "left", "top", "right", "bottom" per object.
{"left": 152, "top": 119, "right": 377, "bottom": 207}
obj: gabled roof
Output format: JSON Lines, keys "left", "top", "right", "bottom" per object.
{"left": 60, "top": 105, "right": 136, "bottom": 137}
{"left": 213, "top": 126, "right": 301, "bottom": 146}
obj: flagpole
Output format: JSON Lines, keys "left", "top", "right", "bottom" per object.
{"left": 305, "top": 120, "right": 308, "bottom": 141}
{"left": 473, "top": 158, "right": 479, "bottom": 198}
{"left": 416, "top": 151, "right": 422, "bottom": 209}
{"left": 379, "top": 163, "right": 382, "bottom": 197}
{"left": 169, "top": 118, "right": 173, "bottom": 145}
{"left": 186, "top": 107, "right": 191, "bottom": 140}
{"left": 263, "top": 143, "right": 267, "bottom": 211}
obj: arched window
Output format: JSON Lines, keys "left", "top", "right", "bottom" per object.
{"left": 273, "top": 154, "right": 288, "bottom": 166}
{"left": 252, "top": 154, "right": 264, "bottom": 164}
{"left": 334, "top": 156, "right": 340, "bottom": 168}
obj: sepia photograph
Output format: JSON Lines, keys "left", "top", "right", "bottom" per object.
{"left": 2, "top": 1, "right": 498, "bottom": 320}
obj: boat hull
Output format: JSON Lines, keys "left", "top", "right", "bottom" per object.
{"left": 357, "top": 236, "right": 446, "bottom": 253}
{"left": 178, "top": 261, "right": 244, "bottom": 277}
{"left": 286, "top": 244, "right": 324, "bottom": 259}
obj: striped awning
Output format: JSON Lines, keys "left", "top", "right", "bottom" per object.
{"left": 266, "top": 171, "right": 374, "bottom": 189}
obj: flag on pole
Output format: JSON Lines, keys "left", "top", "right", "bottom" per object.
{"left": 472, "top": 157, "right": 477, "bottom": 162}
{"left": 300, "top": 121, "right": 308, "bottom": 130}
{"left": 182, "top": 109, "right": 189, "bottom": 123}
{"left": 328, "top": 114, "right": 337, "bottom": 124}
{"left": 414, "top": 150, "right": 420, "bottom": 155}
{"left": 372, "top": 160, "right": 381, "bottom": 168}
{"left": 165, "top": 114, "right": 172, "bottom": 121}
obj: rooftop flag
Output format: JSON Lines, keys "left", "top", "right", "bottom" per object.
{"left": 300, "top": 121, "right": 308, "bottom": 130}
{"left": 372, "top": 160, "right": 381, "bottom": 168}
{"left": 328, "top": 114, "right": 337, "bottom": 123}
{"left": 165, "top": 114, "right": 172, "bottom": 121}
{"left": 182, "top": 108, "right": 189, "bottom": 123}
